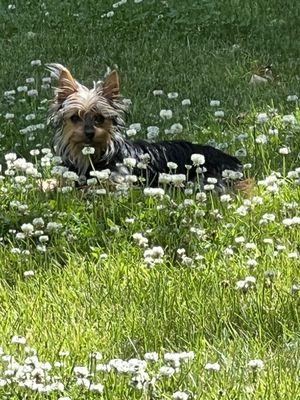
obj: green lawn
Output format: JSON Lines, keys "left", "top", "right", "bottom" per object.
{"left": 0, "top": 0, "right": 300, "bottom": 398}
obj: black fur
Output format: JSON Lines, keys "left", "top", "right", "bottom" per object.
{"left": 66, "top": 139, "right": 242, "bottom": 188}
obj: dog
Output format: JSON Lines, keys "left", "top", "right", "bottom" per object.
{"left": 48, "top": 64, "right": 243, "bottom": 190}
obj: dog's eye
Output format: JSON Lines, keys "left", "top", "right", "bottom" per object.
{"left": 70, "top": 114, "right": 81, "bottom": 123}
{"left": 94, "top": 115, "right": 105, "bottom": 126}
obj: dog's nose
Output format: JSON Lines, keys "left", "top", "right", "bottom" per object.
{"left": 85, "top": 128, "right": 95, "bottom": 140}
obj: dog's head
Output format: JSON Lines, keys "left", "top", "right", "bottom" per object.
{"left": 48, "top": 64, "right": 125, "bottom": 175}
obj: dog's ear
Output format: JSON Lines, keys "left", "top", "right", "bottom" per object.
{"left": 47, "top": 63, "right": 78, "bottom": 103}
{"left": 102, "top": 70, "right": 120, "bottom": 100}
{"left": 57, "top": 67, "right": 78, "bottom": 103}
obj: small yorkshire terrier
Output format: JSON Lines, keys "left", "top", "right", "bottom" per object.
{"left": 48, "top": 64, "right": 243, "bottom": 188}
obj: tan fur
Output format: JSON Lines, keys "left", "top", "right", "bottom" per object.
{"left": 63, "top": 117, "right": 113, "bottom": 158}
{"left": 47, "top": 64, "right": 125, "bottom": 176}
{"left": 102, "top": 70, "right": 120, "bottom": 99}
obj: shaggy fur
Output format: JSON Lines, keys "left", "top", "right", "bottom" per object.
{"left": 48, "top": 64, "right": 242, "bottom": 188}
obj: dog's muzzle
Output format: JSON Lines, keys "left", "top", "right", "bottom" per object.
{"left": 85, "top": 126, "right": 95, "bottom": 140}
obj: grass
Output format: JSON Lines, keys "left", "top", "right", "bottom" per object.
{"left": 0, "top": 0, "right": 300, "bottom": 398}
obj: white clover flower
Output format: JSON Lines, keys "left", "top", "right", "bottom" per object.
{"left": 147, "top": 125, "right": 160, "bottom": 140}
{"left": 4, "top": 113, "right": 14, "bottom": 120}
{"left": 125, "top": 218, "right": 135, "bottom": 224}
{"left": 191, "top": 153, "right": 205, "bottom": 166}
{"left": 291, "top": 285, "right": 300, "bottom": 294}
{"left": 126, "top": 128, "right": 137, "bottom": 137}
{"left": 245, "top": 242, "right": 257, "bottom": 250}
{"left": 87, "top": 178, "right": 97, "bottom": 186}
{"left": 204, "top": 184, "right": 214, "bottom": 191}
{"left": 235, "top": 236, "right": 245, "bottom": 244}
{"left": 159, "top": 109, "right": 173, "bottom": 119}
{"left": 282, "top": 114, "right": 296, "bottom": 125}
{"left": 158, "top": 173, "right": 173, "bottom": 184}
{"left": 27, "top": 89, "right": 38, "bottom": 97}
{"left": 60, "top": 186, "right": 73, "bottom": 193}
{"left": 248, "top": 359, "right": 264, "bottom": 370}
{"left": 210, "top": 100, "right": 220, "bottom": 107}
{"left": 288, "top": 252, "right": 298, "bottom": 259}
{"left": 17, "top": 85, "right": 28, "bottom": 92}
{"left": 287, "top": 170, "right": 299, "bottom": 179}
{"left": 196, "top": 192, "right": 207, "bottom": 202}
{"left": 5, "top": 153, "right": 17, "bottom": 162}
{"left": 179, "top": 351, "right": 195, "bottom": 362}
{"left": 82, "top": 146, "right": 95, "bottom": 155}
{"left": 51, "top": 166, "right": 69, "bottom": 177}
{"left": 182, "top": 98, "right": 191, "bottom": 106}
{"left": 287, "top": 95, "right": 298, "bottom": 102}
{"left": 74, "top": 366, "right": 89, "bottom": 377}
{"left": 172, "top": 391, "right": 189, "bottom": 400}
{"left": 129, "top": 122, "right": 141, "bottom": 132}
{"left": 11, "top": 336, "right": 26, "bottom": 345}
{"left": 24, "top": 270, "right": 35, "bottom": 278}
{"left": 153, "top": 89, "right": 164, "bottom": 96}
{"left": 106, "top": 11, "right": 114, "bottom": 17}
{"left": 37, "top": 244, "right": 47, "bottom": 252}
{"left": 16, "top": 232, "right": 26, "bottom": 240}
{"left": 245, "top": 276, "right": 256, "bottom": 285}
{"left": 144, "top": 352, "right": 159, "bottom": 362}
{"left": 171, "top": 174, "right": 186, "bottom": 186}
{"left": 31, "top": 59, "right": 42, "bottom": 67}
{"left": 21, "top": 223, "right": 34, "bottom": 235}
{"left": 268, "top": 128, "right": 278, "bottom": 135}
{"left": 247, "top": 259, "right": 258, "bottom": 268}
{"left": 63, "top": 171, "right": 79, "bottom": 181}
{"left": 159, "top": 366, "right": 175, "bottom": 377}
{"left": 90, "top": 169, "right": 111, "bottom": 180}
{"left": 123, "top": 157, "right": 137, "bottom": 168}
{"left": 39, "top": 235, "right": 49, "bottom": 243}
{"left": 122, "top": 98, "right": 132, "bottom": 107}
{"left": 96, "top": 363, "right": 111, "bottom": 372}
{"left": 132, "top": 233, "right": 148, "bottom": 247}
{"left": 163, "top": 353, "right": 181, "bottom": 368}
{"left": 220, "top": 194, "right": 232, "bottom": 203}
{"left": 167, "top": 161, "right": 178, "bottom": 170}
{"left": 151, "top": 246, "right": 164, "bottom": 258}
{"left": 4, "top": 89, "right": 16, "bottom": 96}
{"left": 204, "top": 362, "right": 221, "bottom": 371}
{"left": 14, "top": 175, "right": 27, "bottom": 184}
{"left": 89, "top": 383, "right": 104, "bottom": 393}
{"left": 235, "top": 148, "right": 247, "bottom": 157}
{"left": 214, "top": 110, "right": 224, "bottom": 118}
{"left": 25, "top": 165, "right": 39, "bottom": 177}
{"left": 144, "top": 188, "right": 165, "bottom": 197}
{"left": 30, "top": 149, "right": 40, "bottom": 156}
{"left": 279, "top": 146, "right": 290, "bottom": 155}
{"left": 236, "top": 280, "right": 248, "bottom": 291}
{"left": 170, "top": 123, "right": 183, "bottom": 134}
{"left": 42, "top": 76, "right": 51, "bottom": 84}
{"left": 125, "top": 175, "right": 138, "bottom": 184}
{"left": 26, "top": 77, "right": 35, "bottom": 83}
{"left": 167, "top": 92, "right": 178, "bottom": 99}
{"left": 257, "top": 113, "right": 269, "bottom": 123}
{"left": 207, "top": 177, "right": 217, "bottom": 184}
{"left": 46, "top": 222, "right": 62, "bottom": 232}
{"left": 259, "top": 213, "right": 275, "bottom": 224}
{"left": 255, "top": 134, "right": 268, "bottom": 144}
{"left": 282, "top": 217, "right": 300, "bottom": 226}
